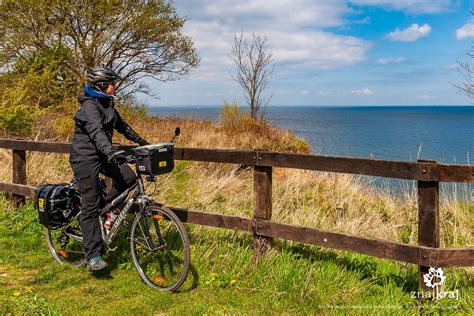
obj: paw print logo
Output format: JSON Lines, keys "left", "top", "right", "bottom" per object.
{"left": 423, "top": 267, "right": 446, "bottom": 288}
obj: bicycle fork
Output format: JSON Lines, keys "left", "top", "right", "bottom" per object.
{"left": 138, "top": 207, "right": 166, "bottom": 251}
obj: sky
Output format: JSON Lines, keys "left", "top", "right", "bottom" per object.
{"left": 142, "top": 0, "right": 474, "bottom": 106}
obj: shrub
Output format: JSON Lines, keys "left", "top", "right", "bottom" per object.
{"left": 0, "top": 45, "right": 76, "bottom": 136}
{"left": 219, "top": 99, "right": 264, "bottom": 134}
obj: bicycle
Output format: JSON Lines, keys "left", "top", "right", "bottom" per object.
{"left": 44, "top": 128, "right": 190, "bottom": 292}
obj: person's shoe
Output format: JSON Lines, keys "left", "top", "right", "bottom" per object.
{"left": 88, "top": 256, "right": 108, "bottom": 271}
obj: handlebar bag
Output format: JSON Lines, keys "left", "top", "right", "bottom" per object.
{"left": 132, "top": 143, "right": 174, "bottom": 176}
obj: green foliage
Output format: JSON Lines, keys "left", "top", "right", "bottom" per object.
{"left": 0, "top": 199, "right": 473, "bottom": 314}
{"left": 116, "top": 96, "right": 150, "bottom": 122}
{"left": 0, "top": 104, "right": 39, "bottom": 136}
{"left": 0, "top": 45, "right": 76, "bottom": 136}
{"left": 218, "top": 99, "right": 311, "bottom": 153}
{"left": 1, "top": 288, "right": 56, "bottom": 315}
{"left": 0, "top": 0, "right": 199, "bottom": 97}
{"left": 219, "top": 99, "right": 261, "bottom": 134}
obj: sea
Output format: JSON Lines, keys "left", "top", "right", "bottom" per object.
{"left": 149, "top": 105, "right": 473, "bottom": 197}
{"left": 149, "top": 105, "right": 473, "bottom": 165}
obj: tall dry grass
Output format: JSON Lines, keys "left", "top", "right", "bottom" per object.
{"left": 0, "top": 104, "right": 471, "bottom": 249}
{"left": 2, "top": 149, "right": 470, "bottom": 249}
{"left": 27, "top": 100, "right": 310, "bottom": 154}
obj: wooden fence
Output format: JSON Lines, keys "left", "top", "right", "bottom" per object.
{"left": 0, "top": 138, "right": 473, "bottom": 293}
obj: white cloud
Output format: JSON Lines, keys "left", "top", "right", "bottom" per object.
{"left": 446, "top": 63, "right": 458, "bottom": 69}
{"left": 349, "top": 0, "right": 452, "bottom": 14}
{"left": 269, "top": 30, "right": 370, "bottom": 69}
{"left": 176, "top": 0, "right": 373, "bottom": 83}
{"left": 456, "top": 23, "right": 474, "bottom": 40}
{"left": 300, "top": 90, "right": 310, "bottom": 95}
{"left": 350, "top": 88, "right": 374, "bottom": 96}
{"left": 316, "top": 90, "right": 336, "bottom": 96}
{"left": 386, "top": 24, "right": 432, "bottom": 42}
{"left": 419, "top": 94, "right": 437, "bottom": 100}
{"left": 376, "top": 57, "right": 406, "bottom": 65}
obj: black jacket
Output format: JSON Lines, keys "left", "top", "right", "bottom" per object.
{"left": 70, "top": 95, "right": 142, "bottom": 164}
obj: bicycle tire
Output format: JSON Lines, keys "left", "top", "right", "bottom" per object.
{"left": 129, "top": 204, "right": 190, "bottom": 292}
{"left": 44, "top": 216, "right": 87, "bottom": 267}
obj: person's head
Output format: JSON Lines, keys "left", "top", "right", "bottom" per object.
{"left": 86, "top": 67, "right": 121, "bottom": 94}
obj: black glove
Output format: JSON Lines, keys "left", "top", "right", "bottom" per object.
{"left": 137, "top": 138, "right": 150, "bottom": 146}
{"left": 107, "top": 151, "right": 127, "bottom": 164}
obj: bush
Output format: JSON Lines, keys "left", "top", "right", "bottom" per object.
{"left": 0, "top": 102, "right": 40, "bottom": 137}
{"left": 116, "top": 96, "right": 150, "bottom": 123}
{"left": 0, "top": 45, "right": 76, "bottom": 136}
{"left": 219, "top": 99, "right": 263, "bottom": 134}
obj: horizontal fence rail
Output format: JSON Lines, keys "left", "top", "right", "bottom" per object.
{"left": 0, "top": 138, "right": 473, "bottom": 294}
{"left": 0, "top": 138, "right": 473, "bottom": 182}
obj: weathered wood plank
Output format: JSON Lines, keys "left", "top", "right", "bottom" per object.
{"left": 12, "top": 150, "right": 27, "bottom": 208}
{"left": 253, "top": 166, "right": 273, "bottom": 260}
{"left": 0, "top": 182, "right": 35, "bottom": 197}
{"left": 256, "top": 219, "right": 422, "bottom": 264}
{"left": 0, "top": 139, "right": 472, "bottom": 182}
{"left": 0, "top": 139, "right": 71, "bottom": 153}
{"left": 255, "top": 219, "right": 474, "bottom": 267}
{"left": 256, "top": 152, "right": 474, "bottom": 182}
{"left": 256, "top": 151, "right": 436, "bottom": 181}
{"left": 174, "top": 148, "right": 256, "bottom": 165}
{"left": 417, "top": 168, "right": 440, "bottom": 293}
{"left": 437, "top": 164, "right": 474, "bottom": 182}
{"left": 0, "top": 139, "right": 134, "bottom": 154}
{"left": 169, "top": 207, "right": 255, "bottom": 232}
{"left": 0, "top": 185, "right": 471, "bottom": 267}
{"left": 165, "top": 207, "right": 474, "bottom": 267}
{"left": 430, "top": 248, "right": 474, "bottom": 267}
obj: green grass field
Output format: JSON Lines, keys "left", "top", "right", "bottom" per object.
{"left": 1, "top": 198, "right": 472, "bottom": 315}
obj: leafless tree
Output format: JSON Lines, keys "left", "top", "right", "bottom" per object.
{"left": 231, "top": 31, "right": 274, "bottom": 120}
{"left": 455, "top": 10, "right": 474, "bottom": 100}
{"left": 456, "top": 43, "right": 474, "bottom": 100}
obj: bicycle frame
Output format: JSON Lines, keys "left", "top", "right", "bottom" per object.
{"left": 101, "top": 174, "right": 151, "bottom": 245}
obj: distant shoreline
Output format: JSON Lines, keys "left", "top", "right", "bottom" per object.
{"left": 148, "top": 104, "right": 473, "bottom": 108}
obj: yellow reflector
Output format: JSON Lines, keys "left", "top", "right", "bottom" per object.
{"left": 58, "top": 249, "right": 68, "bottom": 258}
{"left": 159, "top": 161, "right": 167, "bottom": 167}
{"left": 38, "top": 198, "right": 44, "bottom": 208}
{"left": 152, "top": 214, "right": 164, "bottom": 221}
{"left": 154, "top": 277, "right": 166, "bottom": 285}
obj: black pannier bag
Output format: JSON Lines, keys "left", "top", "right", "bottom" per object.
{"left": 35, "top": 184, "right": 80, "bottom": 229}
{"left": 132, "top": 143, "right": 174, "bottom": 176}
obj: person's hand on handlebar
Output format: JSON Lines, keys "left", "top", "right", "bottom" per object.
{"left": 137, "top": 138, "right": 150, "bottom": 146}
{"left": 108, "top": 151, "right": 127, "bottom": 164}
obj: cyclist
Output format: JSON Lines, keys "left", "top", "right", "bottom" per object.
{"left": 69, "top": 67, "right": 149, "bottom": 271}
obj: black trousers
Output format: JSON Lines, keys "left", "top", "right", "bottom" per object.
{"left": 71, "top": 160, "right": 137, "bottom": 260}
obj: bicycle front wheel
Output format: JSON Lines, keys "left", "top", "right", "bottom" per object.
{"left": 130, "top": 204, "right": 190, "bottom": 291}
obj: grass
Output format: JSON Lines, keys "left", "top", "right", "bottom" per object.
{"left": 1, "top": 197, "right": 473, "bottom": 315}
{"left": 0, "top": 103, "right": 473, "bottom": 314}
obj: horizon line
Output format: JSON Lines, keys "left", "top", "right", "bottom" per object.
{"left": 147, "top": 104, "right": 473, "bottom": 108}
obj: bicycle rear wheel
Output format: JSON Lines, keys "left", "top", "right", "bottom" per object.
{"left": 45, "top": 216, "right": 86, "bottom": 267}
{"left": 130, "top": 204, "right": 190, "bottom": 291}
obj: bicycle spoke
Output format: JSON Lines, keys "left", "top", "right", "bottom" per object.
{"left": 45, "top": 216, "right": 86, "bottom": 267}
{"left": 130, "top": 206, "right": 189, "bottom": 291}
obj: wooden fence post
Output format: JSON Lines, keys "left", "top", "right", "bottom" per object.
{"left": 417, "top": 159, "right": 440, "bottom": 296}
{"left": 253, "top": 164, "right": 272, "bottom": 261}
{"left": 12, "top": 149, "right": 27, "bottom": 208}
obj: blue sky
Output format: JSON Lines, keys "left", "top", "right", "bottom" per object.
{"left": 142, "top": 0, "right": 474, "bottom": 106}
